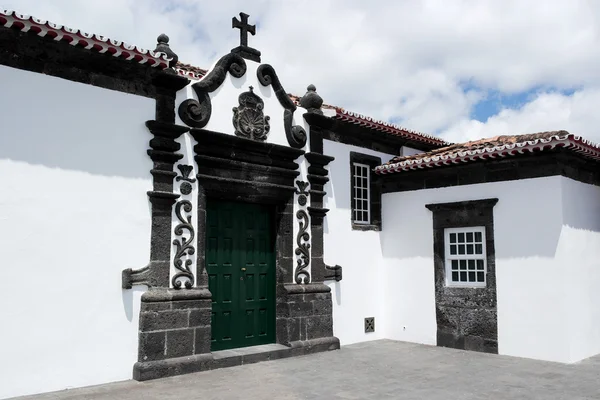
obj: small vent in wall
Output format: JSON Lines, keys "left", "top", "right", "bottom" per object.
{"left": 364, "top": 317, "right": 375, "bottom": 333}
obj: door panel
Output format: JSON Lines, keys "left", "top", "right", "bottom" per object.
{"left": 206, "top": 199, "right": 275, "bottom": 351}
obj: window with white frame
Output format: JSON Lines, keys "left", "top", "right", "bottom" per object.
{"left": 352, "top": 162, "right": 370, "bottom": 224}
{"left": 445, "top": 227, "right": 486, "bottom": 287}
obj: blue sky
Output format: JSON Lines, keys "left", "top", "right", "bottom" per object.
{"left": 5, "top": 0, "right": 600, "bottom": 143}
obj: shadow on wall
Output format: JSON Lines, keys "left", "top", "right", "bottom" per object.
{"left": 0, "top": 65, "right": 153, "bottom": 179}
{"left": 379, "top": 178, "right": 577, "bottom": 261}
{"left": 122, "top": 286, "right": 146, "bottom": 322}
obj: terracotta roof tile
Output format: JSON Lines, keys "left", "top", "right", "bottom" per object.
{"left": 175, "top": 62, "right": 207, "bottom": 80}
{"left": 0, "top": 10, "right": 171, "bottom": 68}
{"left": 287, "top": 94, "right": 449, "bottom": 146}
{"left": 376, "top": 130, "right": 600, "bottom": 174}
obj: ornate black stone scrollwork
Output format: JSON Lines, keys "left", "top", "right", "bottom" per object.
{"left": 171, "top": 163, "right": 197, "bottom": 289}
{"left": 257, "top": 64, "right": 307, "bottom": 148}
{"left": 172, "top": 200, "right": 195, "bottom": 289}
{"left": 296, "top": 180, "right": 309, "bottom": 206}
{"left": 295, "top": 180, "right": 311, "bottom": 284}
{"left": 176, "top": 164, "right": 196, "bottom": 182}
{"left": 232, "top": 86, "right": 270, "bottom": 141}
{"left": 295, "top": 210, "right": 311, "bottom": 284}
{"left": 178, "top": 53, "right": 247, "bottom": 128}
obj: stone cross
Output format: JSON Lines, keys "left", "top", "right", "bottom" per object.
{"left": 232, "top": 12, "right": 256, "bottom": 47}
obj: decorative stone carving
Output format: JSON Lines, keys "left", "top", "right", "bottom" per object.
{"left": 232, "top": 86, "right": 270, "bottom": 141}
{"left": 299, "top": 84, "right": 323, "bottom": 115}
{"left": 295, "top": 180, "right": 311, "bottom": 284}
{"left": 231, "top": 12, "right": 261, "bottom": 62}
{"left": 154, "top": 33, "right": 178, "bottom": 68}
{"left": 178, "top": 53, "right": 247, "bottom": 128}
{"left": 257, "top": 64, "right": 307, "bottom": 148}
{"left": 296, "top": 180, "right": 309, "bottom": 206}
{"left": 172, "top": 200, "right": 195, "bottom": 289}
{"left": 171, "top": 164, "right": 197, "bottom": 289}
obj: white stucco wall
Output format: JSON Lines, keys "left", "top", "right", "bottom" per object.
{"left": 381, "top": 175, "right": 600, "bottom": 363}
{"left": 323, "top": 139, "right": 395, "bottom": 345}
{"left": 399, "top": 146, "right": 424, "bottom": 157}
{"left": 559, "top": 178, "right": 600, "bottom": 362}
{"left": 0, "top": 66, "right": 153, "bottom": 399}
{"left": 381, "top": 176, "right": 570, "bottom": 362}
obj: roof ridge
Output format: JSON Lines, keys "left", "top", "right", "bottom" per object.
{"left": 376, "top": 131, "right": 600, "bottom": 174}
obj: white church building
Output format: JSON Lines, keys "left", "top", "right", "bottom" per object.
{"left": 1, "top": 9, "right": 600, "bottom": 399}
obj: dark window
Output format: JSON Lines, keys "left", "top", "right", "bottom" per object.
{"left": 350, "top": 152, "right": 382, "bottom": 231}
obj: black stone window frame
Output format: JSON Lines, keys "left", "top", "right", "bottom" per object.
{"left": 350, "top": 152, "right": 382, "bottom": 231}
{"left": 444, "top": 226, "right": 487, "bottom": 288}
{"left": 425, "top": 199, "right": 498, "bottom": 290}
{"left": 425, "top": 198, "right": 499, "bottom": 354}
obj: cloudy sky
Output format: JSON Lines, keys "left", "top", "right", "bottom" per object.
{"left": 5, "top": 0, "right": 600, "bottom": 143}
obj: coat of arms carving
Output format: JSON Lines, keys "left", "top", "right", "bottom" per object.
{"left": 232, "top": 86, "right": 270, "bottom": 141}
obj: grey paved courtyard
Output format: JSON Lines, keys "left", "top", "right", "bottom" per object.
{"left": 15, "top": 340, "right": 600, "bottom": 400}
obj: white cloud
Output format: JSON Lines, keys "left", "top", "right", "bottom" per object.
{"left": 442, "top": 88, "right": 600, "bottom": 143}
{"left": 4, "top": 0, "right": 600, "bottom": 142}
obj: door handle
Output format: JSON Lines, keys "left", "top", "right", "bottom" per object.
{"left": 241, "top": 268, "right": 246, "bottom": 271}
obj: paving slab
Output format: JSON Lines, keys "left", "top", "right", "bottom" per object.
{"left": 12, "top": 340, "right": 600, "bottom": 400}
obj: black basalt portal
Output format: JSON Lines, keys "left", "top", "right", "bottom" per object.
{"left": 178, "top": 53, "right": 247, "bottom": 128}
{"left": 232, "top": 86, "right": 270, "bottom": 141}
{"left": 257, "top": 64, "right": 307, "bottom": 148}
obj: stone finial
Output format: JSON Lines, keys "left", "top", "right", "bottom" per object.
{"left": 299, "top": 84, "right": 323, "bottom": 115}
{"left": 154, "top": 33, "right": 178, "bottom": 68}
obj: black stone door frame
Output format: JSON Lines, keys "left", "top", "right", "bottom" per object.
{"left": 191, "top": 128, "right": 339, "bottom": 349}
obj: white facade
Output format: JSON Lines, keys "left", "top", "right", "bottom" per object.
{"left": 1, "top": 20, "right": 600, "bottom": 400}
{"left": 323, "top": 140, "right": 395, "bottom": 345}
{"left": 379, "top": 176, "right": 600, "bottom": 363}
{"left": 0, "top": 66, "right": 152, "bottom": 399}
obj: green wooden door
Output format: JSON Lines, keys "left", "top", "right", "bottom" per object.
{"left": 206, "top": 199, "right": 276, "bottom": 351}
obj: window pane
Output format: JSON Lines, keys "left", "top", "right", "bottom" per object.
{"left": 460, "top": 271, "right": 467, "bottom": 281}
{"left": 468, "top": 271, "right": 476, "bottom": 281}
{"left": 466, "top": 244, "right": 474, "bottom": 254}
{"left": 450, "top": 233, "right": 456, "bottom": 243}
{"left": 477, "top": 260, "right": 484, "bottom": 270}
{"left": 451, "top": 260, "right": 458, "bottom": 270}
{"left": 452, "top": 272, "right": 459, "bottom": 282}
{"left": 459, "top": 260, "right": 466, "bottom": 270}
{"left": 475, "top": 244, "right": 483, "bottom": 254}
{"left": 363, "top": 211, "right": 369, "bottom": 222}
{"left": 475, "top": 232, "right": 482, "bottom": 242}
{"left": 458, "top": 233, "right": 465, "bottom": 242}
{"left": 477, "top": 272, "right": 485, "bottom": 282}
{"left": 468, "top": 260, "right": 475, "bottom": 270}
{"left": 450, "top": 245, "right": 457, "bottom": 255}
{"left": 458, "top": 245, "right": 465, "bottom": 255}
{"left": 466, "top": 232, "right": 473, "bottom": 242}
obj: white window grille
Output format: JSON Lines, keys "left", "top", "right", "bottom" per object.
{"left": 352, "top": 162, "right": 370, "bottom": 224}
{"left": 444, "top": 227, "right": 486, "bottom": 287}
